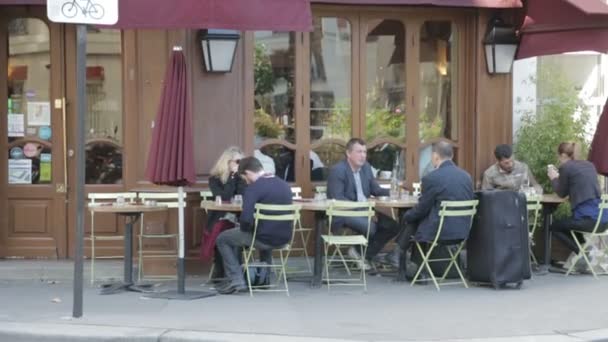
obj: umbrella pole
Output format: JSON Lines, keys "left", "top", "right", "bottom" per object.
{"left": 177, "top": 186, "right": 186, "bottom": 294}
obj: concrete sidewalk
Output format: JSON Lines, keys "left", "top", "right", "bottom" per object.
{"left": 0, "top": 260, "right": 607, "bottom": 342}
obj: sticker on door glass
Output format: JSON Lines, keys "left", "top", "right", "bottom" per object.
{"left": 39, "top": 126, "right": 52, "bottom": 140}
{"left": 23, "top": 143, "right": 41, "bottom": 158}
{"left": 8, "top": 159, "right": 32, "bottom": 184}
{"left": 40, "top": 153, "right": 52, "bottom": 182}
{"left": 8, "top": 114, "right": 25, "bottom": 137}
{"left": 27, "top": 102, "right": 51, "bottom": 126}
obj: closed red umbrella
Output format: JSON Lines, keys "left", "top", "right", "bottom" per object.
{"left": 144, "top": 47, "right": 209, "bottom": 299}
{"left": 589, "top": 98, "right": 608, "bottom": 177}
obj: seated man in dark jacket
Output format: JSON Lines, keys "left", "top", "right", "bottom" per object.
{"left": 215, "top": 157, "right": 293, "bottom": 294}
{"left": 398, "top": 141, "right": 474, "bottom": 273}
{"left": 327, "top": 138, "right": 401, "bottom": 270}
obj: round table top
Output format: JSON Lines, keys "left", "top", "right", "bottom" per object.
{"left": 88, "top": 204, "right": 168, "bottom": 214}
{"left": 200, "top": 198, "right": 418, "bottom": 212}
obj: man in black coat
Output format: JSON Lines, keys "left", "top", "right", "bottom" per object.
{"left": 397, "top": 141, "right": 474, "bottom": 277}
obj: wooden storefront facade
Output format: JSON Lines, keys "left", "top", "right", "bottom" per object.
{"left": 0, "top": 4, "right": 515, "bottom": 266}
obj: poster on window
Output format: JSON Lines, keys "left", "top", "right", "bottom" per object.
{"left": 8, "top": 159, "right": 32, "bottom": 184}
{"left": 40, "top": 153, "right": 51, "bottom": 183}
{"left": 8, "top": 114, "right": 25, "bottom": 137}
{"left": 27, "top": 102, "right": 51, "bottom": 126}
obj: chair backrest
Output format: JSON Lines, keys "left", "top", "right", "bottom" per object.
{"left": 200, "top": 190, "right": 213, "bottom": 201}
{"left": 291, "top": 187, "right": 302, "bottom": 200}
{"left": 137, "top": 192, "right": 184, "bottom": 209}
{"left": 526, "top": 194, "right": 542, "bottom": 234}
{"left": 88, "top": 192, "right": 136, "bottom": 204}
{"left": 325, "top": 200, "right": 376, "bottom": 239}
{"left": 435, "top": 200, "right": 479, "bottom": 244}
{"left": 592, "top": 194, "right": 608, "bottom": 233}
{"left": 315, "top": 185, "right": 327, "bottom": 194}
{"left": 251, "top": 204, "right": 302, "bottom": 248}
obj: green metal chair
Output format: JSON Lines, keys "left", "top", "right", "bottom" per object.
{"left": 242, "top": 203, "right": 301, "bottom": 296}
{"left": 565, "top": 194, "right": 608, "bottom": 279}
{"left": 410, "top": 200, "right": 478, "bottom": 291}
{"left": 323, "top": 200, "right": 375, "bottom": 292}
{"left": 285, "top": 187, "right": 312, "bottom": 274}
{"left": 526, "top": 194, "right": 542, "bottom": 266}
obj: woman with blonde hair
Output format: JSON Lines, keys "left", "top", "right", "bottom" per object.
{"left": 549, "top": 141, "right": 608, "bottom": 268}
{"left": 203, "top": 146, "right": 247, "bottom": 281}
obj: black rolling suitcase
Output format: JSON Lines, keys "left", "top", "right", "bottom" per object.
{"left": 467, "top": 190, "right": 531, "bottom": 289}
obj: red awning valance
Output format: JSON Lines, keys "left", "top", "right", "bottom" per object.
{"left": 517, "top": 0, "right": 608, "bottom": 59}
{"left": 311, "top": 0, "right": 522, "bottom": 7}
{"left": 108, "top": 0, "right": 312, "bottom": 31}
{"left": 0, "top": 0, "right": 313, "bottom": 32}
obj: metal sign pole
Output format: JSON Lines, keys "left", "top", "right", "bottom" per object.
{"left": 72, "top": 24, "right": 87, "bottom": 318}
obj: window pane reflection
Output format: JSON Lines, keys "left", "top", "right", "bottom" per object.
{"left": 368, "top": 144, "right": 404, "bottom": 180}
{"left": 310, "top": 17, "right": 352, "bottom": 143}
{"left": 257, "top": 144, "right": 295, "bottom": 182}
{"left": 85, "top": 29, "right": 123, "bottom": 184}
{"left": 311, "top": 144, "right": 344, "bottom": 182}
{"left": 365, "top": 20, "right": 406, "bottom": 141}
{"left": 253, "top": 32, "right": 296, "bottom": 143}
{"left": 7, "top": 18, "right": 52, "bottom": 185}
{"left": 419, "top": 21, "right": 457, "bottom": 142}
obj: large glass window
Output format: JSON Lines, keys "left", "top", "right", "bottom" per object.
{"left": 85, "top": 29, "right": 123, "bottom": 184}
{"left": 365, "top": 19, "right": 406, "bottom": 142}
{"left": 7, "top": 18, "right": 52, "bottom": 185}
{"left": 419, "top": 21, "right": 457, "bottom": 142}
{"left": 253, "top": 31, "right": 296, "bottom": 181}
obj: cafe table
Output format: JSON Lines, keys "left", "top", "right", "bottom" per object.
{"left": 88, "top": 203, "right": 168, "bottom": 294}
{"left": 201, "top": 198, "right": 418, "bottom": 288}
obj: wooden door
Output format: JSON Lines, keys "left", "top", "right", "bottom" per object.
{"left": 0, "top": 10, "right": 68, "bottom": 258}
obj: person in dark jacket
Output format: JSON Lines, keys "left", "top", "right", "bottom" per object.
{"left": 206, "top": 146, "right": 247, "bottom": 280}
{"left": 549, "top": 142, "right": 608, "bottom": 259}
{"left": 326, "top": 138, "right": 401, "bottom": 270}
{"left": 215, "top": 157, "right": 293, "bottom": 294}
{"left": 398, "top": 141, "right": 474, "bottom": 265}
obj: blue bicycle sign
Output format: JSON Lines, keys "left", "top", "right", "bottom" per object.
{"left": 61, "top": 0, "right": 105, "bottom": 20}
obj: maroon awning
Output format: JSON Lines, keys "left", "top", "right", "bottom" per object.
{"left": 517, "top": 0, "right": 608, "bottom": 59}
{"left": 0, "top": 0, "right": 312, "bottom": 31}
{"left": 589, "top": 98, "right": 608, "bottom": 177}
{"left": 311, "top": 0, "right": 522, "bottom": 7}
{"left": 109, "top": 0, "right": 312, "bottom": 31}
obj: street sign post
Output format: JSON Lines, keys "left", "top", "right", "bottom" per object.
{"left": 47, "top": 0, "right": 118, "bottom": 319}
{"left": 47, "top": 0, "right": 118, "bottom": 25}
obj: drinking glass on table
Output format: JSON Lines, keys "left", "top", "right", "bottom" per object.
{"left": 232, "top": 194, "right": 243, "bottom": 205}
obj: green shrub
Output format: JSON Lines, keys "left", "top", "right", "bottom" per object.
{"left": 514, "top": 63, "right": 591, "bottom": 218}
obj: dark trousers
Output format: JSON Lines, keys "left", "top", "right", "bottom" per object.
{"left": 551, "top": 217, "right": 607, "bottom": 254}
{"left": 216, "top": 228, "right": 274, "bottom": 285}
{"left": 333, "top": 212, "right": 400, "bottom": 260}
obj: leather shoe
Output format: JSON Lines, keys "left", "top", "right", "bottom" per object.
{"left": 217, "top": 282, "right": 248, "bottom": 295}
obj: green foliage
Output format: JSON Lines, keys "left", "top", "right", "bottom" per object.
{"left": 254, "top": 108, "right": 283, "bottom": 139}
{"left": 419, "top": 114, "right": 444, "bottom": 142}
{"left": 254, "top": 43, "right": 274, "bottom": 97}
{"left": 514, "top": 63, "right": 591, "bottom": 218}
{"left": 365, "top": 107, "right": 405, "bottom": 141}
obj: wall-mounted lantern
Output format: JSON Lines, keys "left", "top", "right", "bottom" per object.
{"left": 483, "top": 17, "right": 519, "bottom": 75}
{"left": 198, "top": 29, "right": 240, "bottom": 73}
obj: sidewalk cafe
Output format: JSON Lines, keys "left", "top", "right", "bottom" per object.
{"left": 1, "top": 0, "right": 608, "bottom": 298}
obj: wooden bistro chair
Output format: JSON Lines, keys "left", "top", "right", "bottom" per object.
{"left": 136, "top": 192, "right": 182, "bottom": 282}
{"left": 410, "top": 200, "right": 479, "bottom": 291}
{"left": 242, "top": 203, "right": 301, "bottom": 296}
{"left": 526, "top": 194, "right": 542, "bottom": 266}
{"left": 565, "top": 194, "right": 608, "bottom": 279}
{"left": 323, "top": 200, "right": 375, "bottom": 292}
{"left": 87, "top": 192, "right": 137, "bottom": 284}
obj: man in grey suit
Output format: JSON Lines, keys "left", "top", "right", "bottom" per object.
{"left": 327, "top": 138, "right": 401, "bottom": 270}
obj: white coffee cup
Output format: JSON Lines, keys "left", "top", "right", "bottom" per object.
{"left": 379, "top": 171, "right": 392, "bottom": 180}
